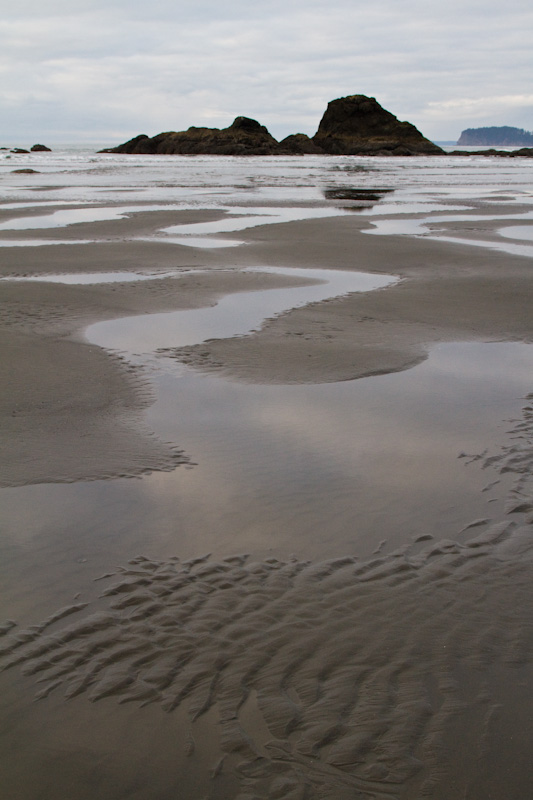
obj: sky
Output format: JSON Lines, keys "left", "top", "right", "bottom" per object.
{"left": 1, "top": 0, "right": 532, "bottom": 146}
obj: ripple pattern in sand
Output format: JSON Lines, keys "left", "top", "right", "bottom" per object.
{"left": 1, "top": 514, "right": 533, "bottom": 800}
{"left": 2, "top": 397, "right": 533, "bottom": 798}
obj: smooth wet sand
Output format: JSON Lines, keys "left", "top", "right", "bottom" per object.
{"left": 1, "top": 198, "right": 533, "bottom": 799}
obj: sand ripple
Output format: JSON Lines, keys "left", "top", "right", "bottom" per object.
{"left": 2, "top": 397, "right": 533, "bottom": 798}
{"left": 1, "top": 521, "right": 533, "bottom": 799}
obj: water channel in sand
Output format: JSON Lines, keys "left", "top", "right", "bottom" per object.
{"left": 2, "top": 152, "right": 533, "bottom": 798}
{"left": 86, "top": 267, "right": 395, "bottom": 351}
{"left": 2, "top": 264, "right": 533, "bottom": 624}
{"left": 2, "top": 265, "right": 533, "bottom": 800}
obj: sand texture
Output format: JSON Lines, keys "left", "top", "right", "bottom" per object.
{"left": 2, "top": 204, "right": 533, "bottom": 484}
{"left": 1, "top": 172, "right": 533, "bottom": 799}
{"left": 0, "top": 259, "right": 312, "bottom": 485}
{"left": 2, "top": 529, "right": 532, "bottom": 799}
{"left": 1, "top": 385, "right": 533, "bottom": 797}
{"left": 166, "top": 214, "right": 533, "bottom": 383}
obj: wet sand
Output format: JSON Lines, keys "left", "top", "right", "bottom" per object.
{"left": 1, "top": 199, "right": 533, "bottom": 799}
{"left": 1, "top": 206, "right": 533, "bottom": 484}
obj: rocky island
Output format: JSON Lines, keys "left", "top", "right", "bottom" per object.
{"left": 312, "top": 95, "right": 443, "bottom": 155}
{"left": 458, "top": 126, "right": 533, "bottom": 146}
{"left": 102, "top": 94, "right": 444, "bottom": 157}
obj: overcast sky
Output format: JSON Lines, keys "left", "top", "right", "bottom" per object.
{"left": 2, "top": 0, "right": 532, "bottom": 145}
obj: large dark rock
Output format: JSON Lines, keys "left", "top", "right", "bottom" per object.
{"left": 103, "top": 117, "right": 285, "bottom": 156}
{"left": 101, "top": 95, "right": 443, "bottom": 157}
{"left": 102, "top": 134, "right": 153, "bottom": 154}
{"left": 30, "top": 143, "right": 52, "bottom": 152}
{"left": 312, "top": 95, "right": 443, "bottom": 156}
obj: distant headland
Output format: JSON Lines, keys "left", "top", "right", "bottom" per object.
{"left": 101, "top": 95, "right": 444, "bottom": 157}
{"left": 457, "top": 126, "right": 533, "bottom": 147}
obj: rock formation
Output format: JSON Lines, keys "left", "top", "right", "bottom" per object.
{"left": 30, "top": 143, "right": 52, "bottom": 152}
{"left": 279, "top": 133, "right": 325, "bottom": 154}
{"left": 101, "top": 95, "right": 444, "bottom": 156}
{"left": 457, "top": 126, "right": 533, "bottom": 147}
{"left": 105, "top": 116, "right": 285, "bottom": 156}
{"left": 447, "top": 147, "right": 533, "bottom": 158}
{"left": 312, "top": 95, "right": 443, "bottom": 155}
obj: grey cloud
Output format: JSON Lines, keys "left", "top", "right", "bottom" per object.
{"left": 1, "top": 0, "right": 532, "bottom": 144}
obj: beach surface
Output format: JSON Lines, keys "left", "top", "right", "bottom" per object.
{"left": 2, "top": 204, "right": 533, "bottom": 485}
{"left": 1, "top": 152, "right": 533, "bottom": 799}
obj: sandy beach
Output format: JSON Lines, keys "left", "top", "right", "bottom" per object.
{"left": 1, "top": 154, "right": 533, "bottom": 799}
{"left": 2, "top": 204, "right": 533, "bottom": 485}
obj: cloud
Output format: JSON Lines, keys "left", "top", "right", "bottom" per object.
{"left": 427, "top": 95, "right": 533, "bottom": 117}
{"left": 1, "top": 0, "right": 533, "bottom": 144}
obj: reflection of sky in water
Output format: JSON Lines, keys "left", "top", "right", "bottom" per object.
{"left": 154, "top": 206, "right": 352, "bottom": 247}
{"left": 0, "top": 270, "right": 183, "bottom": 284}
{"left": 0, "top": 200, "right": 85, "bottom": 210}
{"left": 2, "top": 151, "right": 533, "bottom": 613}
{"left": 86, "top": 267, "right": 395, "bottom": 352}
{"left": 0, "top": 239, "right": 93, "bottom": 247}
{"left": 2, "top": 341, "right": 532, "bottom": 602}
{"left": 365, "top": 210, "right": 533, "bottom": 257}
{"left": 432, "top": 237, "right": 533, "bottom": 258}
{"left": 141, "top": 341, "right": 533, "bottom": 557}
{"left": 359, "top": 201, "right": 467, "bottom": 217}
{"left": 0, "top": 205, "right": 174, "bottom": 230}
{"left": 152, "top": 201, "right": 477, "bottom": 248}
{"left": 2, "top": 152, "right": 532, "bottom": 258}
{"left": 499, "top": 225, "right": 533, "bottom": 242}
{"left": 162, "top": 207, "right": 348, "bottom": 235}
{"left": 144, "top": 235, "right": 245, "bottom": 248}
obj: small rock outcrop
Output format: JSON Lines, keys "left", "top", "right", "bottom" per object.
{"left": 30, "top": 144, "right": 52, "bottom": 152}
{"left": 448, "top": 147, "right": 533, "bottom": 158}
{"left": 312, "top": 95, "right": 443, "bottom": 155}
{"left": 10, "top": 148, "right": 29, "bottom": 154}
{"left": 279, "top": 133, "right": 325, "bottom": 154}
